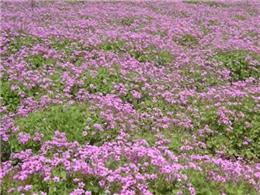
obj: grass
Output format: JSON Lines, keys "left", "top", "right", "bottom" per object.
{"left": 184, "top": 1, "right": 229, "bottom": 7}
{"left": 119, "top": 18, "right": 135, "bottom": 26}
{"left": 178, "top": 34, "right": 199, "bottom": 47}
{"left": 0, "top": 77, "right": 20, "bottom": 112}
{"left": 26, "top": 54, "right": 56, "bottom": 69}
{"left": 80, "top": 67, "right": 121, "bottom": 95}
{"left": 7, "top": 35, "right": 41, "bottom": 54}
{"left": 101, "top": 41, "right": 174, "bottom": 66}
{"left": 7, "top": 103, "right": 119, "bottom": 154}
{"left": 50, "top": 38, "right": 89, "bottom": 64}
{"left": 149, "top": 169, "right": 258, "bottom": 195}
{"left": 100, "top": 40, "right": 126, "bottom": 53}
{"left": 130, "top": 47, "right": 174, "bottom": 66}
{"left": 192, "top": 96, "right": 260, "bottom": 161}
{"left": 179, "top": 64, "right": 222, "bottom": 91}
{"left": 214, "top": 50, "right": 260, "bottom": 81}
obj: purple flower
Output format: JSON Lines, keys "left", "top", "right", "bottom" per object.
{"left": 18, "top": 132, "right": 31, "bottom": 144}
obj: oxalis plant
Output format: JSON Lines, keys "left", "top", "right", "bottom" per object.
{"left": 1, "top": 1, "right": 260, "bottom": 195}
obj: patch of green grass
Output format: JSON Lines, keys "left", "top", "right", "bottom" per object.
{"left": 132, "top": 97, "right": 192, "bottom": 152}
{"left": 180, "top": 64, "right": 222, "bottom": 91}
{"left": 149, "top": 168, "right": 257, "bottom": 195}
{"left": 3, "top": 166, "right": 76, "bottom": 194}
{"left": 49, "top": 70, "right": 65, "bottom": 96}
{"left": 16, "top": 103, "right": 90, "bottom": 141}
{"left": 154, "top": 50, "right": 174, "bottom": 67}
{"left": 26, "top": 54, "right": 56, "bottom": 69}
{"left": 235, "top": 15, "right": 247, "bottom": 21}
{"left": 153, "top": 30, "right": 168, "bottom": 37}
{"left": 203, "top": 1, "right": 228, "bottom": 7}
{"left": 101, "top": 41, "right": 174, "bottom": 66}
{"left": 184, "top": 1, "right": 228, "bottom": 7}
{"left": 11, "top": 103, "right": 118, "bottom": 153}
{"left": 178, "top": 34, "right": 199, "bottom": 47}
{"left": 25, "top": 86, "right": 47, "bottom": 100}
{"left": 50, "top": 38, "right": 90, "bottom": 64}
{"left": 80, "top": 67, "right": 121, "bottom": 95}
{"left": 214, "top": 50, "right": 260, "bottom": 81}
{"left": 133, "top": 122, "right": 192, "bottom": 153}
{"left": 119, "top": 18, "right": 135, "bottom": 26}
{"left": 100, "top": 40, "right": 126, "bottom": 53}
{"left": 130, "top": 47, "right": 174, "bottom": 66}
{"left": 136, "top": 98, "right": 184, "bottom": 114}
{"left": 194, "top": 97, "right": 260, "bottom": 161}
{"left": 149, "top": 175, "right": 180, "bottom": 195}
{"left": 185, "top": 170, "right": 258, "bottom": 195}
{"left": 51, "top": 39, "right": 75, "bottom": 51}
{"left": 0, "top": 141, "right": 11, "bottom": 162}
{"left": 244, "top": 31, "right": 258, "bottom": 38}
{"left": 7, "top": 35, "right": 41, "bottom": 54}
{"left": 0, "top": 77, "right": 20, "bottom": 112}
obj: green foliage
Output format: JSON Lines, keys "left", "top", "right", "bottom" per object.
{"left": 203, "top": 1, "right": 228, "bottom": 7}
{"left": 149, "top": 175, "right": 179, "bottom": 195}
{"left": 154, "top": 30, "right": 168, "bottom": 37}
{"left": 101, "top": 41, "right": 174, "bottom": 66}
{"left": 81, "top": 176, "right": 105, "bottom": 195}
{"left": 51, "top": 39, "right": 77, "bottom": 51}
{"left": 183, "top": 0, "right": 200, "bottom": 5}
{"left": 235, "top": 15, "right": 247, "bottom": 21}
{"left": 214, "top": 50, "right": 260, "bottom": 81}
{"left": 184, "top": 1, "right": 228, "bottom": 7}
{"left": 81, "top": 67, "right": 121, "bottom": 95}
{"left": 7, "top": 35, "right": 41, "bottom": 54}
{"left": 119, "top": 18, "right": 135, "bottom": 26}
{"left": 0, "top": 141, "right": 11, "bottom": 162}
{"left": 1, "top": 168, "right": 104, "bottom": 195}
{"left": 50, "top": 38, "right": 89, "bottom": 64}
{"left": 130, "top": 47, "right": 174, "bottom": 66}
{"left": 49, "top": 69, "right": 65, "bottom": 96}
{"left": 196, "top": 97, "right": 260, "bottom": 160}
{"left": 26, "top": 54, "right": 55, "bottom": 69}
{"left": 24, "top": 86, "right": 46, "bottom": 100}
{"left": 167, "top": 131, "right": 191, "bottom": 153}
{"left": 0, "top": 78, "right": 20, "bottom": 112}
{"left": 46, "top": 167, "right": 76, "bottom": 194}
{"left": 154, "top": 50, "right": 174, "bottom": 67}
{"left": 178, "top": 34, "right": 199, "bottom": 47}
{"left": 100, "top": 40, "right": 126, "bottom": 53}
{"left": 186, "top": 170, "right": 258, "bottom": 195}
{"left": 180, "top": 65, "right": 221, "bottom": 91}
{"left": 12, "top": 103, "right": 118, "bottom": 153}
{"left": 149, "top": 169, "right": 258, "bottom": 195}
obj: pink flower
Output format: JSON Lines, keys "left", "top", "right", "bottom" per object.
{"left": 24, "top": 185, "right": 32, "bottom": 191}
{"left": 93, "top": 123, "right": 103, "bottom": 131}
{"left": 53, "top": 176, "right": 60, "bottom": 182}
{"left": 18, "top": 132, "right": 31, "bottom": 144}
{"left": 131, "top": 90, "right": 141, "bottom": 99}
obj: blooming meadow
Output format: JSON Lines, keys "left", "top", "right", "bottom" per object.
{"left": 0, "top": 1, "right": 260, "bottom": 194}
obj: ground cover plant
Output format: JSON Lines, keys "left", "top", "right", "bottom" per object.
{"left": 1, "top": 0, "right": 260, "bottom": 194}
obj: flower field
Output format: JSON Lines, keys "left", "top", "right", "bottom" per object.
{"left": 1, "top": 1, "right": 260, "bottom": 194}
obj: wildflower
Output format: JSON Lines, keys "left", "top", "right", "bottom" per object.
{"left": 18, "top": 132, "right": 30, "bottom": 144}
{"left": 93, "top": 123, "right": 103, "bottom": 131}
{"left": 131, "top": 90, "right": 141, "bottom": 99}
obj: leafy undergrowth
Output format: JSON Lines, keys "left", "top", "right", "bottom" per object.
{"left": 1, "top": 1, "right": 260, "bottom": 195}
{"left": 214, "top": 50, "right": 260, "bottom": 81}
{"left": 0, "top": 77, "right": 20, "bottom": 112}
{"left": 101, "top": 40, "right": 175, "bottom": 67}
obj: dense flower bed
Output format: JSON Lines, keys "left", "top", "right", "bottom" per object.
{"left": 1, "top": 1, "right": 260, "bottom": 194}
